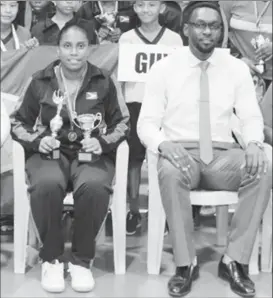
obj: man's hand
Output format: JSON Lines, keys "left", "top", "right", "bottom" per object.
{"left": 158, "top": 141, "right": 193, "bottom": 182}
{"left": 39, "top": 136, "right": 60, "bottom": 154}
{"left": 241, "top": 57, "right": 262, "bottom": 75}
{"left": 81, "top": 138, "right": 102, "bottom": 155}
{"left": 255, "top": 42, "right": 272, "bottom": 62}
{"left": 244, "top": 142, "right": 268, "bottom": 178}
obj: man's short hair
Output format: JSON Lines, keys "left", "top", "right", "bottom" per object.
{"left": 183, "top": 1, "right": 222, "bottom": 24}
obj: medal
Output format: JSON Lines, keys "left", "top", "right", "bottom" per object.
{"left": 68, "top": 131, "right": 78, "bottom": 142}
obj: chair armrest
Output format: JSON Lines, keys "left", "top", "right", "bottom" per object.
{"left": 12, "top": 140, "right": 27, "bottom": 188}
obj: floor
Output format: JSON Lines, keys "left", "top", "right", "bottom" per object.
{"left": 1, "top": 163, "right": 272, "bottom": 298}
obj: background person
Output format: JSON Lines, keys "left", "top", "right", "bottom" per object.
{"left": 1, "top": 0, "right": 38, "bottom": 52}
{"left": 119, "top": 0, "right": 183, "bottom": 236}
{"left": 220, "top": 0, "right": 272, "bottom": 89}
{"left": 16, "top": 0, "right": 56, "bottom": 30}
{"left": 31, "top": 0, "right": 96, "bottom": 45}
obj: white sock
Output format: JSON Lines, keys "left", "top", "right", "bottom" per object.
{"left": 222, "top": 254, "right": 233, "bottom": 264}
{"left": 192, "top": 256, "right": 197, "bottom": 266}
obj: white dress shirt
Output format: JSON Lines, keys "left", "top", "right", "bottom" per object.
{"left": 137, "top": 47, "right": 264, "bottom": 153}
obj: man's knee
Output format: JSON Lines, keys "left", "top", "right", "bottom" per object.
{"left": 157, "top": 157, "right": 181, "bottom": 179}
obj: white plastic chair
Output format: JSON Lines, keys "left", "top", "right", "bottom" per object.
{"left": 261, "top": 197, "right": 272, "bottom": 273}
{"left": 147, "top": 151, "right": 261, "bottom": 275}
{"left": 13, "top": 140, "right": 129, "bottom": 275}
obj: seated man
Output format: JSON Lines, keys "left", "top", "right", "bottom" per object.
{"left": 11, "top": 20, "right": 129, "bottom": 294}
{"left": 137, "top": 1, "right": 272, "bottom": 297}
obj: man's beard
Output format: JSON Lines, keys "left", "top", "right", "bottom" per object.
{"left": 196, "top": 42, "right": 215, "bottom": 54}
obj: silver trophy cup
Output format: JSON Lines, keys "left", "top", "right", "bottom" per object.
{"left": 77, "top": 113, "right": 102, "bottom": 162}
{"left": 49, "top": 90, "right": 64, "bottom": 160}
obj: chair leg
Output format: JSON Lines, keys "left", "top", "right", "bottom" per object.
{"left": 147, "top": 153, "right": 165, "bottom": 275}
{"left": 261, "top": 197, "right": 272, "bottom": 273}
{"left": 249, "top": 231, "right": 260, "bottom": 275}
{"left": 111, "top": 188, "right": 126, "bottom": 274}
{"left": 14, "top": 191, "right": 29, "bottom": 274}
{"left": 111, "top": 142, "right": 128, "bottom": 275}
{"left": 216, "top": 206, "right": 229, "bottom": 247}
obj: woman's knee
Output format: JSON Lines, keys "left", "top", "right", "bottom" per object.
{"left": 75, "top": 177, "right": 113, "bottom": 200}
{"left": 29, "top": 175, "right": 66, "bottom": 198}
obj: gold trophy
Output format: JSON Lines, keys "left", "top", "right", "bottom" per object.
{"left": 251, "top": 34, "right": 270, "bottom": 74}
{"left": 77, "top": 113, "right": 103, "bottom": 163}
{"left": 49, "top": 90, "right": 64, "bottom": 160}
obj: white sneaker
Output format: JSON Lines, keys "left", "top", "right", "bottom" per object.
{"left": 68, "top": 262, "right": 95, "bottom": 292}
{"left": 41, "top": 260, "right": 65, "bottom": 293}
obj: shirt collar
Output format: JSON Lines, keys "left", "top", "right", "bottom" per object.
{"left": 187, "top": 48, "right": 218, "bottom": 68}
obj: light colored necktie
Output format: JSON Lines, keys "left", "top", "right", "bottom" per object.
{"left": 199, "top": 61, "right": 213, "bottom": 164}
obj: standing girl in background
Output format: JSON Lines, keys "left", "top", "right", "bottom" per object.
{"left": 1, "top": 1, "right": 38, "bottom": 52}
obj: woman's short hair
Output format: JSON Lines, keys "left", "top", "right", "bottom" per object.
{"left": 57, "top": 18, "right": 95, "bottom": 45}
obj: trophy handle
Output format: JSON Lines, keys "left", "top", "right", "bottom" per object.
{"left": 93, "top": 113, "right": 103, "bottom": 131}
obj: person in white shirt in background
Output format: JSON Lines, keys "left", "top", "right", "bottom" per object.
{"left": 137, "top": 1, "right": 272, "bottom": 297}
{"left": 119, "top": 0, "right": 183, "bottom": 236}
{"left": 0, "top": 99, "right": 11, "bottom": 265}
{"left": 0, "top": 99, "right": 13, "bottom": 243}
{"left": 0, "top": 1, "right": 38, "bottom": 52}
{"left": 1, "top": 99, "right": 10, "bottom": 147}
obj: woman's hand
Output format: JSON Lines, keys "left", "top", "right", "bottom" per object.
{"left": 81, "top": 138, "right": 102, "bottom": 155}
{"left": 39, "top": 136, "right": 60, "bottom": 154}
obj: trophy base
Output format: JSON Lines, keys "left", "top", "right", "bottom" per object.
{"left": 50, "top": 149, "right": 60, "bottom": 160}
{"left": 78, "top": 151, "right": 99, "bottom": 163}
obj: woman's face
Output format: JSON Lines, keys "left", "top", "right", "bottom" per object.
{"left": 58, "top": 26, "right": 90, "bottom": 72}
{"left": 0, "top": 1, "right": 18, "bottom": 26}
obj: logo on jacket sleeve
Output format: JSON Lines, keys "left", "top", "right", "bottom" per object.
{"left": 119, "top": 16, "right": 130, "bottom": 23}
{"left": 86, "top": 92, "right": 98, "bottom": 100}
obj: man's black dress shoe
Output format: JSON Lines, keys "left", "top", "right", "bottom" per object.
{"left": 168, "top": 264, "right": 199, "bottom": 297}
{"left": 218, "top": 257, "right": 256, "bottom": 297}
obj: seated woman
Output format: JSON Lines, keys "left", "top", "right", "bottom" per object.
{"left": 11, "top": 20, "right": 129, "bottom": 294}
{"left": 31, "top": 0, "right": 97, "bottom": 45}
{"left": 1, "top": 1, "right": 38, "bottom": 52}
